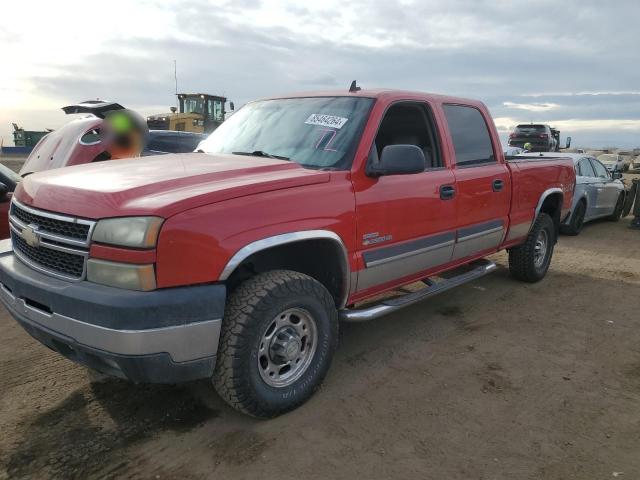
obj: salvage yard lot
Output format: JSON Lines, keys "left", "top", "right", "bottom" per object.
{"left": 1, "top": 210, "right": 639, "bottom": 479}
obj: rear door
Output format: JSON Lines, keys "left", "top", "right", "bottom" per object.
{"left": 590, "top": 159, "right": 618, "bottom": 214}
{"left": 441, "top": 104, "right": 510, "bottom": 261}
{"left": 353, "top": 101, "right": 457, "bottom": 294}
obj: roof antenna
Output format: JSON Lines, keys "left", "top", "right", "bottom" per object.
{"left": 349, "top": 80, "right": 361, "bottom": 93}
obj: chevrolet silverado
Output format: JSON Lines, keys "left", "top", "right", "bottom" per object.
{"left": 0, "top": 88, "right": 575, "bottom": 417}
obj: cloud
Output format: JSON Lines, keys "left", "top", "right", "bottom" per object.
{"left": 1, "top": 0, "right": 640, "bottom": 148}
{"left": 503, "top": 102, "right": 560, "bottom": 112}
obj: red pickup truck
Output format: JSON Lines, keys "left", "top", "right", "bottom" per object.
{"left": 0, "top": 88, "right": 575, "bottom": 417}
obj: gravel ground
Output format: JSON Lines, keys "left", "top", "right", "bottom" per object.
{"left": 0, "top": 166, "right": 639, "bottom": 479}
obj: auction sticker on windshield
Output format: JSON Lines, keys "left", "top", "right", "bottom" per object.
{"left": 305, "top": 114, "right": 348, "bottom": 129}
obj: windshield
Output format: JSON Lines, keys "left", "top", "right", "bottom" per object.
{"left": 199, "top": 96, "right": 374, "bottom": 170}
{"left": 183, "top": 97, "right": 205, "bottom": 115}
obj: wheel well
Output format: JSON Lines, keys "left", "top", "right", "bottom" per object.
{"left": 539, "top": 192, "right": 563, "bottom": 240}
{"left": 225, "top": 239, "right": 348, "bottom": 308}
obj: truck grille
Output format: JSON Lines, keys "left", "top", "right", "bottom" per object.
{"left": 9, "top": 200, "right": 95, "bottom": 281}
{"left": 11, "top": 233, "right": 86, "bottom": 279}
{"left": 11, "top": 202, "right": 91, "bottom": 242}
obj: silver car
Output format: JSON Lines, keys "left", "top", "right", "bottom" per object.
{"left": 597, "top": 153, "right": 627, "bottom": 173}
{"left": 517, "top": 152, "right": 626, "bottom": 235}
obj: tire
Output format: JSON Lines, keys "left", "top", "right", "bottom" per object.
{"left": 622, "top": 185, "right": 636, "bottom": 218}
{"left": 607, "top": 192, "right": 625, "bottom": 221}
{"left": 508, "top": 213, "right": 555, "bottom": 283}
{"left": 560, "top": 201, "right": 586, "bottom": 236}
{"left": 213, "top": 270, "right": 338, "bottom": 418}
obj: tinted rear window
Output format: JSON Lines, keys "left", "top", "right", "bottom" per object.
{"left": 443, "top": 105, "right": 495, "bottom": 166}
{"left": 516, "top": 124, "right": 546, "bottom": 132}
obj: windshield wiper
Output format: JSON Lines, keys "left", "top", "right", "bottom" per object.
{"left": 232, "top": 150, "right": 290, "bottom": 161}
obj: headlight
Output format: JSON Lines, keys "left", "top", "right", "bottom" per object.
{"left": 92, "top": 217, "right": 163, "bottom": 248}
{"left": 87, "top": 259, "right": 156, "bottom": 291}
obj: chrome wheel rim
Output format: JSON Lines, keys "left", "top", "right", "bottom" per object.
{"left": 534, "top": 229, "right": 548, "bottom": 268}
{"left": 258, "top": 308, "right": 317, "bottom": 388}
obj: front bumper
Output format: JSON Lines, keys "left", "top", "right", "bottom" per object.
{"left": 0, "top": 252, "right": 226, "bottom": 383}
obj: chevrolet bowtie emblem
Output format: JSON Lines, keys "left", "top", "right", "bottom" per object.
{"left": 21, "top": 225, "right": 41, "bottom": 248}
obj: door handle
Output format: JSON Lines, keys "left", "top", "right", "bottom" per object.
{"left": 440, "top": 184, "right": 456, "bottom": 200}
{"left": 492, "top": 179, "right": 504, "bottom": 192}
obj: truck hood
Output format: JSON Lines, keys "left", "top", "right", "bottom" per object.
{"left": 16, "top": 153, "right": 331, "bottom": 219}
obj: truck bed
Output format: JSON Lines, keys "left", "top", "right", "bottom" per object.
{"left": 504, "top": 155, "right": 575, "bottom": 245}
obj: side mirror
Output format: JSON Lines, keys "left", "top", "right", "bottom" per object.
{"left": 565, "top": 136, "right": 572, "bottom": 149}
{"left": 367, "top": 144, "right": 426, "bottom": 177}
{"left": 0, "top": 182, "right": 7, "bottom": 201}
{"left": 612, "top": 171, "right": 623, "bottom": 180}
{"left": 229, "top": 102, "right": 235, "bottom": 111}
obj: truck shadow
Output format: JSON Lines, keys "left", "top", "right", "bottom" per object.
{"left": 4, "top": 377, "right": 220, "bottom": 480}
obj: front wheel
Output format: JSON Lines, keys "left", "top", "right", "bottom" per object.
{"left": 213, "top": 270, "right": 338, "bottom": 417}
{"left": 508, "top": 213, "right": 555, "bottom": 283}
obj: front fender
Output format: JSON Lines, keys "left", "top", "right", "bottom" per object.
{"left": 155, "top": 174, "right": 356, "bottom": 289}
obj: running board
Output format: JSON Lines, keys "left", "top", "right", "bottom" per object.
{"left": 339, "top": 259, "right": 497, "bottom": 322}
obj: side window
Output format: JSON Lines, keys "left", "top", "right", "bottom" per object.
{"left": 373, "top": 102, "right": 441, "bottom": 169}
{"left": 577, "top": 158, "right": 595, "bottom": 177}
{"left": 590, "top": 160, "right": 609, "bottom": 179}
{"left": 443, "top": 104, "right": 495, "bottom": 166}
{"left": 207, "top": 99, "right": 224, "bottom": 122}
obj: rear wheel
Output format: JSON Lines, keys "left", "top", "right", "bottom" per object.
{"left": 561, "top": 201, "right": 586, "bottom": 236}
{"left": 508, "top": 213, "right": 555, "bottom": 283}
{"left": 213, "top": 270, "right": 338, "bottom": 417}
{"left": 608, "top": 192, "right": 625, "bottom": 221}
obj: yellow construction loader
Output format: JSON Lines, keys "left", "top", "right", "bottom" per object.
{"left": 147, "top": 93, "right": 234, "bottom": 134}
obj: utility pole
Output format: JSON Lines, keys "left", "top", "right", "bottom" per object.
{"left": 174, "top": 60, "right": 179, "bottom": 110}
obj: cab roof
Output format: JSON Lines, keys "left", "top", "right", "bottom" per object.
{"left": 257, "top": 88, "right": 487, "bottom": 108}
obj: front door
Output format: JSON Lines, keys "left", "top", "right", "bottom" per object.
{"left": 441, "top": 104, "right": 510, "bottom": 261}
{"left": 352, "top": 101, "right": 457, "bottom": 295}
{"left": 576, "top": 157, "right": 599, "bottom": 219}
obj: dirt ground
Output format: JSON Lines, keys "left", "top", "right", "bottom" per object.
{"left": 0, "top": 156, "right": 26, "bottom": 174}
{"left": 0, "top": 173, "right": 639, "bottom": 479}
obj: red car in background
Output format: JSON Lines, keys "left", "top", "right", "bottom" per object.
{"left": 20, "top": 101, "right": 205, "bottom": 177}
{"left": 0, "top": 101, "right": 205, "bottom": 239}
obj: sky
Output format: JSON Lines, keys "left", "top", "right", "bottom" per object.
{"left": 1, "top": 0, "right": 640, "bottom": 149}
